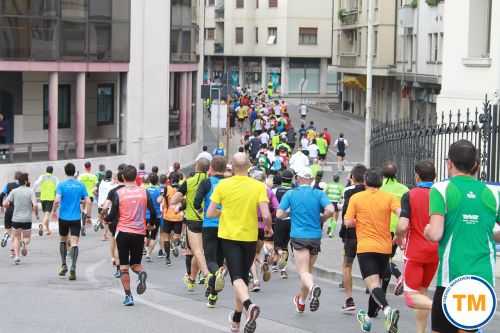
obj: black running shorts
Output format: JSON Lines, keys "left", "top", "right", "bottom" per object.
{"left": 41, "top": 200, "right": 54, "bottom": 213}
{"left": 116, "top": 231, "right": 144, "bottom": 266}
{"left": 291, "top": 238, "right": 321, "bottom": 256}
{"left": 58, "top": 219, "right": 81, "bottom": 237}
{"left": 357, "top": 252, "right": 390, "bottom": 280}
{"left": 343, "top": 238, "right": 357, "bottom": 264}
{"left": 221, "top": 239, "right": 256, "bottom": 284}
{"left": 186, "top": 220, "right": 202, "bottom": 233}
{"left": 274, "top": 220, "right": 291, "bottom": 250}
{"left": 162, "top": 220, "right": 183, "bottom": 235}
{"left": 12, "top": 222, "right": 32, "bottom": 230}
{"left": 4, "top": 207, "right": 13, "bottom": 229}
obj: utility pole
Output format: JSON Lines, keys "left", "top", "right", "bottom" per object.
{"left": 364, "top": 0, "right": 374, "bottom": 167}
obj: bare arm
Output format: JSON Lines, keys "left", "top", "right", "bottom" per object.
{"left": 276, "top": 208, "right": 288, "bottom": 220}
{"left": 259, "top": 202, "right": 272, "bottom": 232}
{"left": 396, "top": 217, "right": 409, "bottom": 240}
{"left": 51, "top": 195, "right": 61, "bottom": 219}
{"left": 320, "top": 204, "right": 335, "bottom": 223}
{"left": 424, "top": 214, "right": 445, "bottom": 242}
{"left": 170, "top": 191, "right": 184, "bottom": 205}
{"left": 206, "top": 201, "right": 221, "bottom": 218}
{"left": 344, "top": 218, "right": 356, "bottom": 228}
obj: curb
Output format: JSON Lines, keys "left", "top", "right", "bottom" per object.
{"left": 308, "top": 105, "right": 365, "bottom": 121}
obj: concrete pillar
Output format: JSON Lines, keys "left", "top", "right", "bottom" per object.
{"left": 238, "top": 56, "right": 244, "bottom": 87}
{"left": 48, "top": 72, "right": 59, "bottom": 161}
{"left": 261, "top": 57, "right": 267, "bottom": 89}
{"left": 281, "top": 57, "right": 288, "bottom": 96}
{"left": 179, "top": 72, "right": 188, "bottom": 146}
{"left": 319, "top": 58, "right": 328, "bottom": 96}
{"left": 75, "top": 72, "right": 86, "bottom": 159}
{"left": 186, "top": 72, "right": 193, "bottom": 145}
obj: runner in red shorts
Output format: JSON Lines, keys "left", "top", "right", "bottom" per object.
{"left": 395, "top": 160, "right": 438, "bottom": 333}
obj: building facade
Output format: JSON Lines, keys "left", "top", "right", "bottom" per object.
{"left": 203, "top": 0, "right": 337, "bottom": 97}
{"left": 0, "top": 0, "right": 204, "bottom": 183}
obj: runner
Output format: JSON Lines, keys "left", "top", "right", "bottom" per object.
{"left": 424, "top": 140, "right": 500, "bottom": 333}
{"left": 105, "top": 165, "right": 157, "bottom": 306}
{"left": 316, "top": 134, "right": 328, "bottom": 163}
{"left": 194, "top": 156, "right": 227, "bottom": 307}
{"left": 171, "top": 158, "right": 211, "bottom": 290}
{"left": 144, "top": 173, "right": 162, "bottom": 262}
{"left": 335, "top": 133, "right": 348, "bottom": 171}
{"left": 97, "top": 170, "right": 115, "bottom": 240}
{"left": 339, "top": 164, "right": 366, "bottom": 313}
{"left": 78, "top": 161, "right": 98, "bottom": 236}
{"left": 395, "top": 160, "right": 437, "bottom": 333}
{"left": 344, "top": 168, "right": 401, "bottom": 333}
{"left": 3, "top": 173, "right": 38, "bottom": 265}
{"left": 207, "top": 152, "right": 271, "bottom": 333}
{"left": 324, "top": 174, "right": 344, "bottom": 238}
{"left": 33, "top": 166, "right": 58, "bottom": 236}
{"left": 277, "top": 166, "right": 334, "bottom": 314}
{"left": 159, "top": 172, "right": 183, "bottom": 266}
{"left": 289, "top": 148, "right": 310, "bottom": 173}
{"left": 0, "top": 171, "right": 22, "bottom": 252}
{"left": 196, "top": 145, "right": 213, "bottom": 162}
{"left": 51, "top": 163, "right": 91, "bottom": 281}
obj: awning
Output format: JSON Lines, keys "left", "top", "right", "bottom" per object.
{"left": 342, "top": 75, "right": 366, "bottom": 90}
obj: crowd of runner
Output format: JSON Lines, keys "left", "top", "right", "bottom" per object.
{"left": 0, "top": 92, "right": 498, "bottom": 333}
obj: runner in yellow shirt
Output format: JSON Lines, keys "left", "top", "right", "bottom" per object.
{"left": 78, "top": 161, "right": 98, "bottom": 236}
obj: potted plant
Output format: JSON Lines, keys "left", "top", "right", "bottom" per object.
{"left": 338, "top": 8, "right": 347, "bottom": 22}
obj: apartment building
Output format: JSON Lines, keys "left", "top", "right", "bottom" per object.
{"left": 203, "top": 0, "right": 337, "bottom": 96}
{"left": 437, "top": 0, "right": 495, "bottom": 113}
{"left": 0, "top": 0, "right": 204, "bottom": 182}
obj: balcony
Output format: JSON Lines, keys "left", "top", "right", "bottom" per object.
{"left": 398, "top": 5, "right": 415, "bottom": 28}
{"left": 214, "top": 43, "right": 224, "bottom": 54}
{"left": 215, "top": 5, "right": 224, "bottom": 21}
{"left": 339, "top": 54, "right": 358, "bottom": 67}
{"left": 339, "top": 9, "right": 358, "bottom": 26}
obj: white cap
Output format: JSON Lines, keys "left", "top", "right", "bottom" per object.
{"left": 296, "top": 167, "right": 313, "bottom": 179}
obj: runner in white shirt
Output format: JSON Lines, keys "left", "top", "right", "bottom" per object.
{"left": 196, "top": 146, "right": 213, "bottom": 162}
{"left": 96, "top": 170, "right": 117, "bottom": 239}
{"left": 307, "top": 139, "right": 319, "bottom": 160}
{"left": 290, "top": 149, "right": 310, "bottom": 173}
{"left": 301, "top": 136, "right": 309, "bottom": 150}
{"left": 259, "top": 131, "right": 270, "bottom": 145}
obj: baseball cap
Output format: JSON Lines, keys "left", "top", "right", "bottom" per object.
{"left": 296, "top": 167, "right": 313, "bottom": 179}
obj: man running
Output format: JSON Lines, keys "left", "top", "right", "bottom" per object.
{"left": 339, "top": 164, "right": 367, "bottom": 313}
{"left": 0, "top": 171, "right": 21, "bottom": 252}
{"left": 160, "top": 173, "right": 183, "bottom": 266}
{"left": 3, "top": 173, "right": 38, "bottom": 265}
{"left": 335, "top": 133, "right": 348, "bottom": 171}
{"left": 52, "top": 163, "right": 90, "bottom": 281}
{"left": 78, "top": 161, "right": 98, "bottom": 236}
{"left": 324, "top": 174, "right": 344, "bottom": 238}
{"left": 194, "top": 156, "right": 227, "bottom": 307}
{"left": 395, "top": 160, "right": 437, "bottom": 333}
{"left": 33, "top": 166, "right": 58, "bottom": 236}
{"left": 277, "top": 167, "right": 334, "bottom": 314}
{"left": 144, "top": 173, "right": 162, "bottom": 262}
{"left": 207, "top": 152, "right": 271, "bottom": 333}
{"left": 344, "top": 168, "right": 401, "bottom": 333}
{"left": 424, "top": 140, "right": 500, "bottom": 333}
{"left": 106, "top": 165, "right": 157, "bottom": 306}
{"left": 97, "top": 170, "right": 115, "bottom": 240}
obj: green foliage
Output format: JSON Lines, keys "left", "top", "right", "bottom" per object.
{"left": 410, "top": 0, "right": 418, "bottom": 8}
{"left": 338, "top": 8, "right": 347, "bottom": 21}
{"left": 425, "top": 0, "right": 439, "bottom": 6}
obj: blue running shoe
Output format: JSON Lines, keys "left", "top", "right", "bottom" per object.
{"left": 357, "top": 309, "right": 372, "bottom": 332}
{"left": 123, "top": 295, "right": 134, "bottom": 306}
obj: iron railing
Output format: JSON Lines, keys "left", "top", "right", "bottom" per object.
{"left": 370, "top": 99, "right": 500, "bottom": 185}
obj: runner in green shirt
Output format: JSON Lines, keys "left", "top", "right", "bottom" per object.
{"left": 324, "top": 174, "right": 344, "bottom": 237}
{"left": 316, "top": 135, "right": 328, "bottom": 162}
{"left": 34, "top": 166, "right": 58, "bottom": 236}
{"left": 425, "top": 140, "right": 500, "bottom": 333}
{"left": 78, "top": 162, "right": 98, "bottom": 236}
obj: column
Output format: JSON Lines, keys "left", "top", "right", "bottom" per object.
{"left": 76, "top": 72, "right": 86, "bottom": 159}
{"left": 238, "top": 56, "right": 244, "bottom": 87}
{"left": 280, "top": 57, "right": 288, "bottom": 96}
{"left": 186, "top": 72, "right": 192, "bottom": 145}
{"left": 319, "top": 58, "right": 328, "bottom": 96}
{"left": 179, "top": 72, "right": 188, "bottom": 146}
{"left": 48, "top": 72, "right": 58, "bottom": 161}
{"left": 261, "top": 57, "right": 267, "bottom": 89}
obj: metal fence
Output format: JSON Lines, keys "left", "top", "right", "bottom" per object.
{"left": 370, "top": 99, "right": 500, "bottom": 186}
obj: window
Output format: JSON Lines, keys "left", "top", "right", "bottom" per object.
{"left": 61, "top": 0, "right": 87, "bottom": 19}
{"left": 169, "top": 72, "right": 181, "bottom": 148}
{"left": 205, "top": 28, "right": 215, "bottom": 40}
{"left": 299, "top": 27, "right": 318, "bottom": 45}
{"left": 255, "top": 27, "right": 258, "bottom": 43}
{"left": 373, "top": 30, "right": 378, "bottom": 56}
{"left": 97, "top": 84, "right": 114, "bottom": 125}
{"left": 236, "top": 0, "right": 244, "bottom": 8}
{"left": 267, "top": 27, "right": 277, "bottom": 44}
{"left": 235, "top": 27, "right": 243, "bottom": 44}
{"left": 0, "top": 17, "right": 30, "bottom": 58}
{"left": 269, "top": 0, "right": 278, "bottom": 7}
{"left": 427, "top": 33, "right": 432, "bottom": 62}
{"left": 433, "top": 32, "right": 438, "bottom": 62}
{"left": 31, "top": 0, "right": 59, "bottom": 17}
{"left": 88, "top": 22, "right": 111, "bottom": 61}
{"left": 31, "top": 19, "right": 59, "bottom": 60}
{"left": 208, "top": 0, "right": 215, "bottom": 6}
{"left": 89, "top": 0, "right": 111, "bottom": 20}
{"left": 468, "top": 0, "right": 491, "bottom": 58}
{"left": 60, "top": 21, "right": 87, "bottom": 59}
{"left": 438, "top": 32, "right": 443, "bottom": 62}
{"left": 43, "top": 84, "right": 71, "bottom": 129}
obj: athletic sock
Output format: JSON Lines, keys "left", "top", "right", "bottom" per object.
{"left": 243, "top": 299, "right": 252, "bottom": 311}
{"left": 371, "top": 287, "right": 389, "bottom": 309}
{"left": 232, "top": 311, "right": 242, "bottom": 323}
{"left": 120, "top": 271, "right": 131, "bottom": 295}
{"left": 185, "top": 255, "right": 193, "bottom": 275}
{"left": 70, "top": 246, "right": 79, "bottom": 271}
{"left": 164, "top": 241, "right": 170, "bottom": 259}
{"left": 59, "top": 241, "right": 67, "bottom": 266}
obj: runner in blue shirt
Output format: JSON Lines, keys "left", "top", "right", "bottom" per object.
{"left": 277, "top": 167, "right": 334, "bottom": 315}
{"left": 51, "top": 163, "right": 90, "bottom": 281}
{"left": 145, "top": 173, "right": 162, "bottom": 262}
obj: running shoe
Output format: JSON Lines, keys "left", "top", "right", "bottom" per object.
{"left": 251, "top": 281, "right": 261, "bottom": 292}
{"left": 271, "top": 265, "right": 279, "bottom": 273}
{"left": 165, "top": 257, "right": 172, "bottom": 266}
{"left": 113, "top": 269, "right": 121, "bottom": 279}
{"left": 280, "top": 270, "right": 288, "bottom": 280}
{"left": 342, "top": 297, "right": 356, "bottom": 313}
{"left": 198, "top": 272, "right": 206, "bottom": 285}
{"left": 183, "top": 274, "right": 195, "bottom": 292}
{"left": 244, "top": 304, "right": 260, "bottom": 333}
{"left": 145, "top": 255, "right": 152, "bottom": 263}
{"left": 59, "top": 264, "right": 68, "bottom": 276}
{"left": 142, "top": 248, "right": 147, "bottom": 256}
{"left": 136, "top": 271, "right": 148, "bottom": 295}
{"left": 309, "top": 285, "right": 321, "bottom": 312}
{"left": 278, "top": 251, "right": 288, "bottom": 270}
{"left": 38, "top": 224, "right": 43, "bottom": 236}
{"left": 69, "top": 270, "right": 76, "bottom": 281}
{"left": 1, "top": 233, "right": 9, "bottom": 247}
{"left": 207, "top": 294, "right": 218, "bottom": 308}
{"left": 180, "top": 232, "right": 187, "bottom": 249}
{"left": 20, "top": 241, "right": 27, "bottom": 256}
{"left": 262, "top": 262, "right": 271, "bottom": 282}
{"left": 13, "top": 256, "right": 20, "bottom": 265}
{"left": 228, "top": 311, "right": 241, "bottom": 333}
{"left": 157, "top": 249, "right": 165, "bottom": 258}
{"left": 394, "top": 276, "right": 404, "bottom": 296}
{"left": 384, "top": 307, "right": 400, "bottom": 333}
{"left": 93, "top": 222, "right": 100, "bottom": 232}
{"left": 81, "top": 227, "right": 86, "bottom": 237}
{"left": 357, "top": 309, "right": 372, "bottom": 332}
{"left": 172, "top": 245, "right": 179, "bottom": 258}
{"left": 9, "top": 248, "right": 14, "bottom": 258}
{"left": 215, "top": 267, "right": 225, "bottom": 292}
{"left": 123, "top": 294, "right": 134, "bottom": 306}
{"left": 292, "top": 295, "right": 305, "bottom": 313}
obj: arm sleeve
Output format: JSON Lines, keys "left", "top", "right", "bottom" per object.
{"left": 270, "top": 190, "right": 279, "bottom": 210}
{"left": 429, "top": 187, "right": 446, "bottom": 215}
{"left": 400, "top": 192, "right": 411, "bottom": 218}
{"left": 344, "top": 196, "right": 356, "bottom": 221}
{"left": 178, "top": 181, "right": 188, "bottom": 196}
{"left": 194, "top": 179, "right": 211, "bottom": 210}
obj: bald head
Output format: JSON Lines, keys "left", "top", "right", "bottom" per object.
{"left": 383, "top": 161, "right": 397, "bottom": 179}
{"left": 232, "top": 152, "right": 250, "bottom": 175}
{"left": 196, "top": 158, "right": 210, "bottom": 173}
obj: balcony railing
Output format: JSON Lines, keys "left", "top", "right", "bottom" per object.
{"left": 339, "top": 9, "right": 358, "bottom": 26}
{"left": 215, "top": 6, "right": 224, "bottom": 20}
{"left": 214, "top": 43, "right": 224, "bottom": 54}
{"left": 339, "top": 54, "right": 358, "bottom": 67}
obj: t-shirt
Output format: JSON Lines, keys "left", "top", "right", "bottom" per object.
{"left": 179, "top": 172, "right": 207, "bottom": 222}
{"left": 259, "top": 132, "right": 270, "bottom": 145}
{"left": 97, "top": 180, "right": 116, "bottom": 207}
{"left": 34, "top": 173, "right": 58, "bottom": 201}
{"left": 146, "top": 185, "right": 162, "bottom": 221}
{"left": 211, "top": 175, "right": 269, "bottom": 242}
{"left": 162, "top": 185, "right": 183, "bottom": 222}
{"left": 316, "top": 137, "right": 328, "bottom": 155}
{"left": 6, "top": 186, "right": 36, "bottom": 223}
{"left": 300, "top": 137, "right": 309, "bottom": 150}
{"left": 56, "top": 178, "right": 88, "bottom": 221}
{"left": 430, "top": 176, "right": 499, "bottom": 287}
{"left": 196, "top": 151, "right": 213, "bottom": 162}
{"left": 344, "top": 188, "right": 400, "bottom": 254}
{"left": 381, "top": 178, "right": 409, "bottom": 232}
{"left": 112, "top": 185, "right": 150, "bottom": 235}
{"left": 324, "top": 182, "right": 344, "bottom": 203}
{"left": 78, "top": 172, "right": 98, "bottom": 198}
{"left": 340, "top": 184, "right": 365, "bottom": 239}
{"left": 307, "top": 144, "right": 319, "bottom": 159}
{"left": 279, "top": 185, "right": 331, "bottom": 239}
